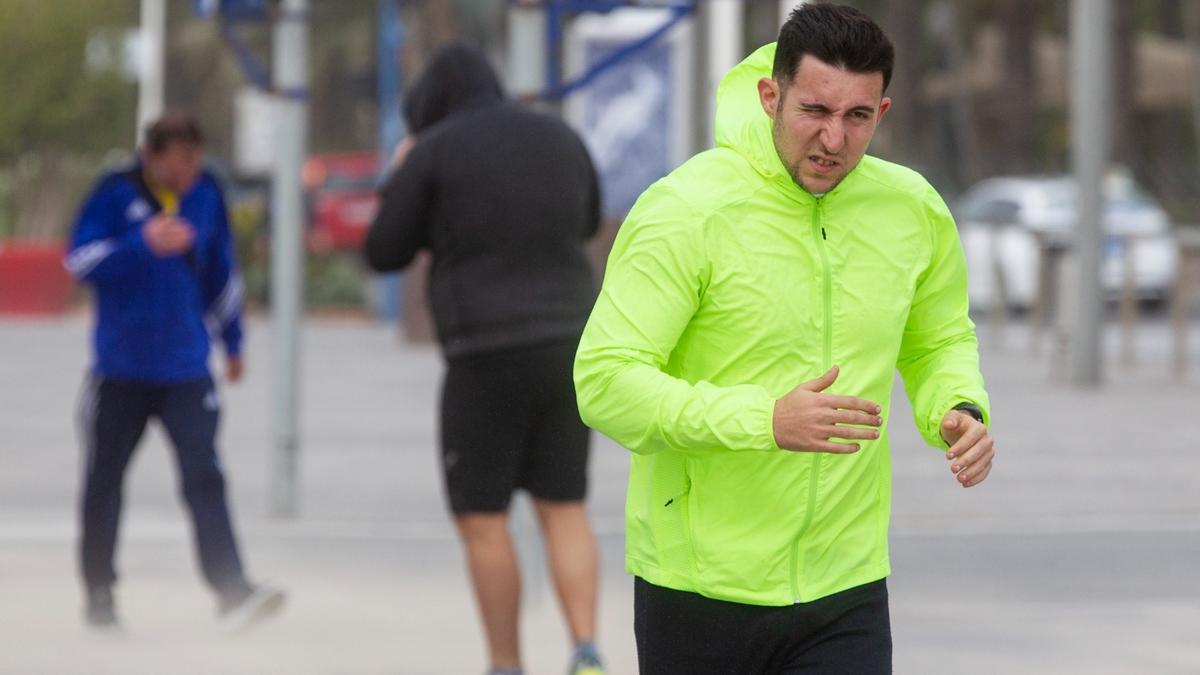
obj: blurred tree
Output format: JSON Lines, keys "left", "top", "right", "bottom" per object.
{"left": 165, "top": 13, "right": 247, "bottom": 163}
{"left": 932, "top": 0, "right": 982, "bottom": 187}
{"left": 166, "top": 1, "right": 380, "bottom": 162}
{"left": 1187, "top": 0, "right": 1200, "bottom": 221}
{"left": 0, "top": 0, "right": 136, "bottom": 240}
{"left": 306, "top": 2, "right": 378, "bottom": 152}
{"left": 1156, "top": 0, "right": 1185, "bottom": 39}
{"left": 882, "top": 0, "right": 925, "bottom": 163}
{"left": 0, "top": 0, "right": 135, "bottom": 163}
{"left": 1111, "top": 0, "right": 1137, "bottom": 169}
{"left": 403, "top": 0, "right": 461, "bottom": 76}
{"left": 997, "top": 0, "right": 1038, "bottom": 174}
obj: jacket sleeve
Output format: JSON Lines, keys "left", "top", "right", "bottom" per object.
{"left": 896, "top": 187, "right": 991, "bottom": 448}
{"left": 573, "top": 185, "right": 780, "bottom": 456}
{"left": 363, "top": 139, "right": 434, "bottom": 272}
{"left": 65, "top": 180, "right": 154, "bottom": 285}
{"left": 201, "top": 188, "right": 244, "bottom": 357}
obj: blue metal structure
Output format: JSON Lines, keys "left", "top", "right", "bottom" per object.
{"left": 374, "top": 0, "right": 407, "bottom": 322}
{"left": 540, "top": 0, "right": 697, "bottom": 101}
{"left": 193, "top": 0, "right": 270, "bottom": 21}
{"left": 196, "top": 0, "right": 307, "bottom": 100}
{"left": 377, "top": 0, "right": 407, "bottom": 160}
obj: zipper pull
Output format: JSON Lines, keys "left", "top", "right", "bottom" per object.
{"left": 821, "top": 227, "right": 827, "bottom": 240}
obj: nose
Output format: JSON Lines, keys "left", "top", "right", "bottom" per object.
{"left": 820, "top": 117, "right": 846, "bottom": 155}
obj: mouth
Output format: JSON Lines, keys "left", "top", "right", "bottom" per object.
{"left": 808, "top": 155, "right": 839, "bottom": 174}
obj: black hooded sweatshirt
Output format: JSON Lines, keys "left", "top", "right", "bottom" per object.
{"left": 365, "top": 44, "right": 601, "bottom": 359}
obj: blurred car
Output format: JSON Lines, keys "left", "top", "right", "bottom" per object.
{"left": 955, "top": 170, "right": 1179, "bottom": 311}
{"left": 302, "top": 151, "right": 382, "bottom": 251}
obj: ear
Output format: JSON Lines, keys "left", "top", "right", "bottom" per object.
{"left": 876, "top": 96, "right": 892, "bottom": 124}
{"left": 758, "top": 77, "right": 780, "bottom": 120}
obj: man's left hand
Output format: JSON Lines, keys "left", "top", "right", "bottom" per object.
{"left": 226, "top": 356, "right": 244, "bottom": 383}
{"left": 940, "top": 410, "right": 994, "bottom": 488}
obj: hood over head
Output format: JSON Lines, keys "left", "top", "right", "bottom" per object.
{"left": 404, "top": 43, "right": 504, "bottom": 134}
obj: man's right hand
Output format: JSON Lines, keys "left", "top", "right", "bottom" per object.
{"left": 142, "top": 215, "right": 195, "bottom": 257}
{"left": 772, "top": 366, "right": 882, "bottom": 453}
{"left": 390, "top": 136, "right": 416, "bottom": 170}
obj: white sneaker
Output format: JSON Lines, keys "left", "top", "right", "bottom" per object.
{"left": 219, "top": 583, "right": 285, "bottom": 632}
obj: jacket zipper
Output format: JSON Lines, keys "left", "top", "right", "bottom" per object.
{"left": 790, "top": 197, "right": 832, "bottom": 603}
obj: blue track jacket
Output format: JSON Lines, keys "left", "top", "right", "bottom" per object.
{"left": 66, "top": 162, "right": 244, "bottom": 383}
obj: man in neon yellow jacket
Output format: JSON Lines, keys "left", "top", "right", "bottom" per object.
{"left": 574, "top": 4, "right": 994, "bottom": 673}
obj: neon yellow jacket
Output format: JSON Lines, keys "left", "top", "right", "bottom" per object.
{"left": 574, "top": 44, "right": 990, "bottom": 606}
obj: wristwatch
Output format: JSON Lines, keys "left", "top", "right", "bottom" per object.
{"left": 952, "top": 402, "right": 984, "bottom": 423}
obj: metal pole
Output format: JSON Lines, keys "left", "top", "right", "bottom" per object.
{"left": 1069, "top": 0, "right": 1110, "bottom": 387}
{"left": 1190, "top": 2, "right": 1200, "bottom": 190}
{"left": 506, "top": 2, "right": 547, "bottom": 100}
{"left": 779, "top": 1, "right": 801, "bottom": 27}
{"left": 705, "top": 0, "right": 743, "bottom": 149}
{"left": 691, "top": 1, "right": 711, "bottom": 156}
{"left": 940, "top": 1, "right": 983, "bottom": 185}
{"left": 269, "top": 0, "right": 309, "bottom": 517}
{"left": 137, "top": 0, "right": 166, "bottom": 139}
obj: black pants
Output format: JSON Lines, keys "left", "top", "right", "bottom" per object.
{"left": 634, "top": 577, "right": 892, "bottom": 675}
{"left": 77, "top": 375, "right": 248, "bottom": 599}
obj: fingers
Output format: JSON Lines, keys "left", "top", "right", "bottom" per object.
{"left": 798, "top": 365, "right": 839, "bottom": 392}
{"left": 160, "top": 221, "right": 194, "bottom": 255}
{"left": 776, "top": 367, "right": 885, "bottom": 455}
{"left": 961, "top": 461, "right": 993, "bottom": 488}
{"left": 812, "top": 440, "right": 860, "bottom": 454}
{"left": 830, "top": 409, "right": 883, "bottom": 428}
{"left": 143, "top": 217, "right": 195, "bottom": 256}
{"left": 948, "top": 434, "right": 995, "bottom": 488}
{"left": 824, "top": 394, "right": 881, "bottom": 415}
{"left": 941, "top": 411, "right": 983, "bottom": 446}
{"left": 825, "top": 424, "right": 879, "bottom": 442}
{"left": 945, "top": 419, "right": 985, "bottom": 460}
{"left": 955, "top": 450, "right": 993, "bottom": 488}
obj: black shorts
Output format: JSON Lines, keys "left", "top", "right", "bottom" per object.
{"left": 439, "top": 339, "right": 590, "bottom": 514}
{"left": 634, "top": 577, "right": 892, "bottom": 674}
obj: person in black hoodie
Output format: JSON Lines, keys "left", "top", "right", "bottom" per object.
{"left": 364, "top": 44, "right": 605, "bottom": 675}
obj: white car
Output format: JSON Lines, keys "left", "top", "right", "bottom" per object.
{"left": 955, "top": 171, "right": 1180, "bottom": 311}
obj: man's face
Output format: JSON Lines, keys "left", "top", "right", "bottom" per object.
{"left": 758, "top": 55, "right": 890, "bottom": 194}
{"left": 143, "top": 142, "right": 204, "bottom": 195}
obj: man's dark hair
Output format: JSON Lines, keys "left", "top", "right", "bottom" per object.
{"left": 143, "top": 110, "right": 205, "bottom": 154}
{"left": 773, "top": 3, "right": 895, "bottom": 94}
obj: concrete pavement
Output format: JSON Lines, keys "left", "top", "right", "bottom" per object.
{"left": 1, "top": 312, "right": 1198, "bottom": 674}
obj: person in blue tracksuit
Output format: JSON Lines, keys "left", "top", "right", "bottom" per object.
{"left": 66, "top": 111, "right": 283, "bottom": 630}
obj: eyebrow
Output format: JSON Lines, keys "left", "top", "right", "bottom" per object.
{"left": 798, "top": 102, "right": 877, "bottom": 115}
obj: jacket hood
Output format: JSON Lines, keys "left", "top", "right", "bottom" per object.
{"left": 404, "top": 43, "right": 504, "bottom": 134}
{"left": 714, "top": 43, "right": 789, "bottom": 186}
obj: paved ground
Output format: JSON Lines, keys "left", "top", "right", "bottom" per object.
{"left": 1, "top": 311, "right": 1198, "bottom": 674}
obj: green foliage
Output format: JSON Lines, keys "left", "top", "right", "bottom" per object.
{"left": 306, "top": 250, "right": 368, "bottom": 307}
{"left": 0, "top": 0, "right": 136, "bottom": 163}
{"left": 226, "top": 192, "right": 371, "bottom": 309}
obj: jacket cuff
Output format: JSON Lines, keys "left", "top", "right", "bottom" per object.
{"left": 762, "top": 394, "right": 784, "bottom": 452}
{"left": 223, "top": 333, "right": 243, "bottom": 357}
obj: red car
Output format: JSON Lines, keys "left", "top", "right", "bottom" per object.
{"left": 303, "top": 152, "right": 382, "bottom": 251}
